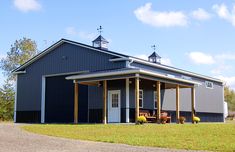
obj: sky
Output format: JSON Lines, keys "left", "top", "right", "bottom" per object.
{"left": 1, "top": 0, "right": 235, "bottom": 89}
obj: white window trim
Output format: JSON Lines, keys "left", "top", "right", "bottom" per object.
{"left": 205, "top": 81, "right": 214, "bottom": 89}
{"left": 153, "top": 91, "right": 157, "bottom": 109}
{"left": 139, "top": 89, "right": 143, "bottom": 108}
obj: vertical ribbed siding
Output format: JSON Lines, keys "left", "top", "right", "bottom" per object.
{"left": 17, "top": 43, "right": 126, "bottom": 111}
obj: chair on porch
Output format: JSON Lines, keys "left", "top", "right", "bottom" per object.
{"left": 161, "top": 111, "right": 171, "bottom": 123}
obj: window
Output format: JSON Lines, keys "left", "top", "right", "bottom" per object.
{"left": 139, "top": 90, "right": 143, "bottom": 108}
{"left": 112, "top": 94, "right": 119, "bottom": 108}
{"left": 205, "top": 81, "right": 213, "bottom": 89}
{"left": 154, "top": 91, "right": 157, "bottom": 109}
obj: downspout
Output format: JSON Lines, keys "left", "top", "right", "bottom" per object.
{"left": 126, "top": 59, "right": 134, "bottom": 68}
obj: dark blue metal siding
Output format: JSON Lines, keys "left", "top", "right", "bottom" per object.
{"left": 129, "top": 78, "right": 164, "bottom": 110}
{"left": 88, "top": 79, "right": 126, "bottom": 123}
{"left": 16, "top": 42, "right": 126, "bottom": 112}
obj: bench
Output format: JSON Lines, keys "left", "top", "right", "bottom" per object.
{"left": 139, "top": 110, "right": 156, "bottom": 122}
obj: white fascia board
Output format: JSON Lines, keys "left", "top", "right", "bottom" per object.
{"left": 109, "top": 58, "right": 131, "bottom": 62}
{"left": 130, "top": 57, "right": 223, "bottom": 83}
{"left": 12, "top": 70, "right": 26, "bottom": 75}
{"left": 66, "top": 69, "right": 139, "bottom": 80}
{"left": 139, "top": 69, "right": 201, "bottom": 85}
{"left": 66, "top": 69, "right": 200, "bottom": 85}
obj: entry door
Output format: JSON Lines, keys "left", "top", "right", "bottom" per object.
{"left": 108, "top": 90, "right": 121, "bottom": 123}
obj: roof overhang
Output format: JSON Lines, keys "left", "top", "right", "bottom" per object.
{"left": 66, "top": 69, "right": 201, "bottom": 86}
{"left": 110, "top": 57, "right": 223, "bottom": 83}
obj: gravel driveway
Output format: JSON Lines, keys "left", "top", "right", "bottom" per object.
{"left": 0, "top": 123, "right": 203, "bottom": 152}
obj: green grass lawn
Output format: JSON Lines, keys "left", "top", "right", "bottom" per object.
{"left": 22, "top": 123, "right": 235, "bottom": 152}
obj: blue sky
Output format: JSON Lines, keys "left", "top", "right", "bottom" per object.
{"left": 1, "top": 0, "right": 235, "bottom": 89}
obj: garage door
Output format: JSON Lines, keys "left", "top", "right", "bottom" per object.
{"left": 45, "top": 75, "right": 88, "bottom": 123}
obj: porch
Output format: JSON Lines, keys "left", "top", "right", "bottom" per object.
{"left": 66, "top": 68, "right": 200, "bottom": 124}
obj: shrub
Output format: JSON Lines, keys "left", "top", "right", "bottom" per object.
{"left": 193, "top": 116, "right": 200, "bottom": 124}
{"left": 136, "top": 116, "right": 147, "bottom": 125}
{"left": 179, "top": 116, "right": 186, "bottom": 124}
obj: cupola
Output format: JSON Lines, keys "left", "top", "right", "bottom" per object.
{"left": 148, "top": 52, "right": 161, "bottom": 64}
{"left": 92, "top": 26, "right": 109, "bottom": 50}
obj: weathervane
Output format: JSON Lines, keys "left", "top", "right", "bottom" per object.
{"left": 97, "top": 26, "right": 103, "bottom": 35}
{"left": 151, "top": 44, "right": 157, "bottom": 51}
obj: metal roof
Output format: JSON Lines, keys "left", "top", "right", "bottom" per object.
{"left": 149, "top": 52, "right": 161, "bottom": 58}
{"left": 12, "top": 38, "right": 223, "bottom": 83}
{"left": 92, "top": 35, "right": 109, "bottom": 43}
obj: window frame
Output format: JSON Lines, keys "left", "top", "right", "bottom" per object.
{"left": 205, "top": 81, "right": 214, "bottom": 89}
{"left": 139, "top": 89, "right": 143, "bottom": 108}
{"left": 153, "top": 91, "right": 158, "bottom": 109}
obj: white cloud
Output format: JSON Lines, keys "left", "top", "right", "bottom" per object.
{"left": 161, "top": 58, "right": 172, "bottom": 66}
{"left": 215, "top": 53, "right": 235, "bottom": 60}
{"left": 135, "top": 54, "right": 148, "bottom": 60}
{"left": 211, "top": 64, "right": 232, "bottom": 75}
{"left": 215, "top": 75, "right": 235, "bottom": 90}
{"left": 213, "top": 3, "right": 235, "bottom": 26}
{"left": 191, "top": 8, "right": 211, "bottom": 21}
{"left": 65, "top": 27, "right": 77, "bottom": 36}
{"left": 134, "top": 3, "right": 188, "bottom": 27}
{"left": 134, "top": 54, "right": 172, "bottom": 66}
{"left": 14, "top": 0, "right": 41, "bottom": 12}
{"left": 65, "top": 27, "right": 96, "bottom": 41}
{"left": 188, "top": 52, "right": 215, "bottom": 65}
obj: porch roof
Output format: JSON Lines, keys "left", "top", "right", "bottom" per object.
{"left": 66, "top": 68, "right": 201, "bottom": 86}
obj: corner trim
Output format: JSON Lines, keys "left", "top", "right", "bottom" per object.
{"left": 14, "top": 75, "right": 18, "bottom": 122}
{"left": 41, "top": 76, "right": 46, "bottom": 123}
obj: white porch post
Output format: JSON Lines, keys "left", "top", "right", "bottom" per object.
{"left": 126, "top": 78, "right": 130, "bottom": 123}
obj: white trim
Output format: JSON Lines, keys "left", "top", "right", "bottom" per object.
{"left": 222, "top": 85, "right": 225, "bottom": 123}
{"left": 13, "top": 39, "right": 126, "bottom": 72}
{"left": 44, "top": 71, "right": 89, "bottom": 78}
{"left": 153, "top": 91, "right": 157, "bottom": 109}
{"left": 41, "top": 76, "right": 46, "bottom": 123}
{"left": 108, "top": 90, "right": 121, "bottom": 123}
{"left": 14, "top": 75, "right": 18, "bottom": 123}
{"left": 87, "top": 86, "right": 90, "bottom": 123}
{"left": 109, "top": 58, "right": 130, "bottom": 62}
{"left": 139, "top": 89, "right": 143, "bottom": 108}
{"left": 125, "top": 78, "right": 129, "bottom": 123}
{"left": 205, "top": 81, "right": 214, "bottom": 89}
{"left": 66, "top": 69, "right": 201, "bottom": 85}
{"left": 13, "top": 70, "right": 26, "bottom": 75}
{"left": 130, "top": 57, "right": 223, "bottom": 83}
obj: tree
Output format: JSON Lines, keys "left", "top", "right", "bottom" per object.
{"left": 0, "top": 37, "right": 37, "bottom": 81}
{"left": 0, "top": 37, "right": 37, "bottom": 121}
{"left": 0, "top": 80, "right": 14, "bottom": 121}
{"left": 224, "top": 85, "right": 235, "bottom": 111}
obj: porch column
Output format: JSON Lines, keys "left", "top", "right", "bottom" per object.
{"left": 176, "top": 84, "right": 180, "bottom": 124}
{"left": 191, "top": 87, "right": 195, "bottom": 123}
{"left": 156, "top": 81, "right": 161, "bottom": 123}
{"left": 74, "top": 80, "right": 79, "bottom": 124}
{"left": 103, "top": 80, "right": 107, "bottom": 124}
{"left": 135, "top": 77, "right": 140, "bottom": 123}
{"left": 126, "top": 78, "right": 130, "bottom": 123}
